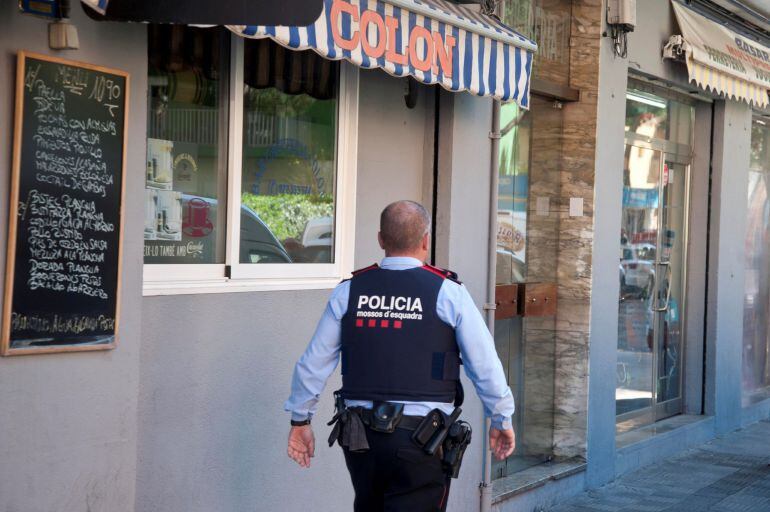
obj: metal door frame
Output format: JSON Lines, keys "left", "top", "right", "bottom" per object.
{"left": 616, "top": 140, "right": 692, "bottom": 427}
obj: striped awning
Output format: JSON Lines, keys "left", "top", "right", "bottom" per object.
{"left": 665, "top": 2, "right": 769, "bottom": 108}
{"left": 229, "top": 0, "right": 536, "bottom": 107}
{"left": 229, "top": 0, "right": 537, "bottom": 108}
{"left": 82, "top": 0, "right": 536, "bottom": 106}
{"left": 687, "top": 60, "right": 768, "bottom": 108}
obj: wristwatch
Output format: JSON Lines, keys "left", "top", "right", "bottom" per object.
{"left": 291, "top": 418, "right": 312, "bottom": 427}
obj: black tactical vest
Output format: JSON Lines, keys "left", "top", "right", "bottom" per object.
{"left": 339, "top": 264, "right": 461, "bottom": 403}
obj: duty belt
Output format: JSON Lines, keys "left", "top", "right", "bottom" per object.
{"left": 326, "top": 392, "right": 473, "bottom": 479}
{"left": 356, "top": 408, "right": 424, "bottom": 430}
{"left": 327, "top": 405, "right": 424, "bottom": 452}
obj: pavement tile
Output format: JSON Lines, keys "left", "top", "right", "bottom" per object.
{"left": 709, "top": 493, "right": 770, "bottom": 512}
{"left": 546, "top": 421, "right": 770, "bottom": 512}
{"left": 660, "top": 495, "right": 723, "bottom": 512}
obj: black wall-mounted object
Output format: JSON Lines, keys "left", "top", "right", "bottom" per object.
{"left": 404, "top": 77, "right": 419, "bottom": 109}
{"left": 83, "top": 0, "right": 324, "bottom": 27}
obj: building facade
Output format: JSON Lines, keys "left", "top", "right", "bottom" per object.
{"left": 1, "top": 1, "right": 770, "bottom": 511}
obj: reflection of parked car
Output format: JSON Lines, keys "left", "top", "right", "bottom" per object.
{"left": 144, "top": 195, "right": 292, "bottom": 264}
{"left": 302, "top": 216, "right": 333, "bottom": 247}
{"left": 620, "top": 244, "right": 655, "bottom": 297}
{"left": 296, "top": 216, "right": 333, "bottom": 263}
{"left": 238, "top": 202, "right": 292, "bottom": 264}
{"left": 192, "top": 196, "right": 292, "bottom": 263}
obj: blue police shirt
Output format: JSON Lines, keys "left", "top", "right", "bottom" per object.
{"left": 285, "top": 256, "right": 515, "bottom": 430}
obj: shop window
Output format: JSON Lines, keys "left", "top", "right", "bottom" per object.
{"left": 492, "top": 96, "right": 561, "bottom": 479}
{"left": 146, "top": 27, "right": 229, "bottom": 265}
{"left": 144, "top": 26, "right": 358, "bottom": 292}
{"left": 625, "top": 89, "right": 693, "bottom": 146}
{"left": 743, "top": 117, "right": 770, "bottom": 403}
{"left": 240, "top": 40, "right": 337, "bottom": 265}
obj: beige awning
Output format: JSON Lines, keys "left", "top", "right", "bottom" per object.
{"left": 665, "top": 2, "right": 769, "bottom": 108}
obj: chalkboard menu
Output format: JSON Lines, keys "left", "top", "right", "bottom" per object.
{"left": 2, "top": 52, "right": 129, "bottom": 355}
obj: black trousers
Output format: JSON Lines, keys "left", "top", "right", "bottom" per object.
{"left": 342, "top": 427, "right": 451, "bottom": 512}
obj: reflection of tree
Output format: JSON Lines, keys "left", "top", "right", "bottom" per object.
{"left": 244, "top": 87, "right": 336, "bottom": 162}
{"left": 245, "top": 87, "right": 316, "bottom": 117}
{"left": 751, "top": 123, "right": 768, "bottom": 171}
{"left": 499, "top": 145, "right": 511, "bottom": 176}
{"left": 503, "top": 0, "right": 535, "bottom": 39}
{"left": 241, "top": 192, "right": 333, "bottom": 242}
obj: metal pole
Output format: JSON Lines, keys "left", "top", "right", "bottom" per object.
{"left": 480, "top": 98, "right": 501, "bottom": 512}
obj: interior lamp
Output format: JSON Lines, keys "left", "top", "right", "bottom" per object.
{"left": 49, "top": 0, "right": 80, "bottom": 50}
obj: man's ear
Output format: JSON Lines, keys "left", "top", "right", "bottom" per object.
{"left": 378, "top": 232, "right": 385, "bottom": 250}
{"left": 422, "top": 233, "right": 430, "bottom": 251}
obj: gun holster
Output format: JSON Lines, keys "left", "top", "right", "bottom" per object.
{"left": 368, "top": 401, "right": 404, "bottom": 433}
{"left": 441, "top": 421, "right": 472, "bottom": 479}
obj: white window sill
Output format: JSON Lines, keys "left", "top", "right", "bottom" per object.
{"left": 142, "top": 276, "right": 342, "bottom": 296}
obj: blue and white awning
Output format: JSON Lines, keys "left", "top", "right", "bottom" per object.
{"left": 82, "top": 0, "right": 537, "bottom": 106}
{"left": 229, "top": 0, "right": 537, "bottom": 107}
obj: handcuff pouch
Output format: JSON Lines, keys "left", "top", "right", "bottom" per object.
{"left": 369, "top": 401, "right": 404, "bottom": 433}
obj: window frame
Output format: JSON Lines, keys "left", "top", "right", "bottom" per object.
{"left": 143, "top": 34, "right": 359, "bottom": 296}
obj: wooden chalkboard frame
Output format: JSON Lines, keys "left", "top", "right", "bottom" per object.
{"left": 1, "top": 51, "right": 129, "bottom": 356}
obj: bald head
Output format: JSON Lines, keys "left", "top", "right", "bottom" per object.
{"left": 379, "top": 201, "right": 431, "bottom": 255}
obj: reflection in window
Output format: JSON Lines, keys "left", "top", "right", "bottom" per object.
{"left": 240, "top": 40, "right": 338, "bottom": 264}
{"left": 504, "top": 0, "right": 571, "bottom": 85}
{"left": 743, "top": 117, "right": 770, "bottom": 402}
{"left": 496, "top": 102, "right": 530, "bottom": 285}
{"left": 625, "top": 88, "right": 693, "bottom": 146}
{"left": 492, "top": 96, "right": 560, "bottom": 479}
{"left": 145, "top": 26, "right": 229, "bottom": 264}
{"left": 625, "top": 90, "right": 668, "bottom": 140}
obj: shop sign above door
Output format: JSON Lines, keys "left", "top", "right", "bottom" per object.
{"left": 665, "top": 1, "right": 769, "bottom": 107}
{"left": 229, "top": 0, "right": 537, "bottom": 106}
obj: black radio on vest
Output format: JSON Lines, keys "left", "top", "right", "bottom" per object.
{"left": 339, "top": 263, "right": 463, "bottom": 405}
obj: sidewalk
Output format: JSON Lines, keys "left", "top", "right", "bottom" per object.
{"left": 548, "top": 420, "right": 770, "bottom": 512}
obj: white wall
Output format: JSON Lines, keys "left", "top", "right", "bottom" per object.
{"left": 353, "top": 70, "right": 434, "bottom": 266}
{"left": 0, "top": 5, "right": 146, "bottom": 511}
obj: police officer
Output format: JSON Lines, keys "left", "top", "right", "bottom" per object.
{"left": 285, "top": 200, "right": 515, "bottom": 511}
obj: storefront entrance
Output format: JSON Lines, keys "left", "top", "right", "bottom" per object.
{"left": 617, "top": 87, "right": 694, "bottom": 432}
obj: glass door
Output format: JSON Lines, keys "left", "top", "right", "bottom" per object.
{"left": 654, "top": 158, "right": 687, "bottom": 419}
{"left": 616, "top": 145, "right": 689, "bottom": 430}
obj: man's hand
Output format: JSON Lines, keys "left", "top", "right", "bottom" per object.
{"left": 287, "top": 425, "right": 315, "bottom": 468}
{"left": 489, "top": 427, "right": 516, "bottom": 460}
